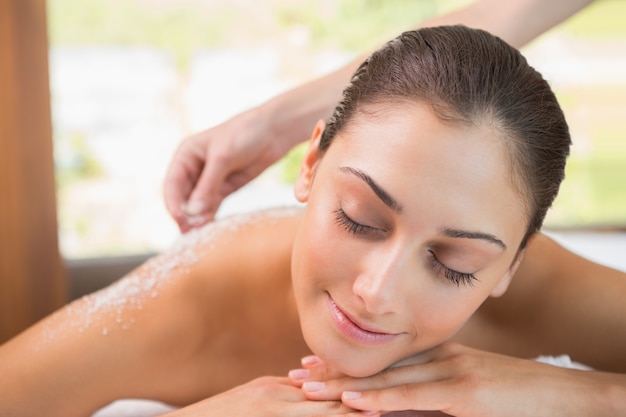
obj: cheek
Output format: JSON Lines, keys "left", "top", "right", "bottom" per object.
{"left": 297, "top": 209, "right": 354, "bottom": 288}
{"left": 405, "top": 287, "right": 491, "bottom": 345}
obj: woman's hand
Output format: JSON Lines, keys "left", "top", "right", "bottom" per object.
{"left": 163, "top": 376, "right": 365, "bottom": 417}
{"left": 289, "top": 342, "right": 625, "bottom": 416}
{"left": 288, "top": 354, "right": 444, "bottom": 417}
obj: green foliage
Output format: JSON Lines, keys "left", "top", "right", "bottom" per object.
{"left": 48, "top": 0, "right": 238, "bottom": 70}
{"left": 47, "top": 0, "right": 461, "bottom": 67}
{"left": 547, "top": 83, "right": 626, "bottom": 228}
{"left": 549, "top": 155, "right": 626, "bottom": 227}
{"left": 280, "top": 142, "right": 308, "bottom": 184}
{"left": 276, "top": 0, "right": 444, "bottom": 51}
{"left": 48, "top": 0, "right": 626, "bottom": 228}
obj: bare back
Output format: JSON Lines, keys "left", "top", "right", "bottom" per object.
{"left": 1, "top": 207, "right": 625, "bottom": 416}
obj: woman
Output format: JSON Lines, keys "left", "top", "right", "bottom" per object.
{"left": 2, "top": 26, "right": 625, "bottom": 416}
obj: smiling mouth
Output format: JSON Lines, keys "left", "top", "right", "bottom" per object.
{"left": 326, "top": 293, "right": 400, "bottom": 345}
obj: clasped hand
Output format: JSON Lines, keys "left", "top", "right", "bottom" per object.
{"left": 287, "top": 342, "right": 603, "bottom": 417}
{"left": 164, "top": 342, "right": 613, "bottom": 416}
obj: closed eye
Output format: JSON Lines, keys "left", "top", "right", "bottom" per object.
{"left": 428, "top": 250, "right": 477, "bottom": 287}
{"left": 334, "top": 208, "right": 383, "bottom": 235}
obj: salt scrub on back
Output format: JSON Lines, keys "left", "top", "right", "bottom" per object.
{"left": 37, "top": 206, "right": 301, "bottom": 348}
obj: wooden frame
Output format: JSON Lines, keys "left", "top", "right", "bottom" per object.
{"left": 0, "top": 0, "right": 67, "bottom": 343}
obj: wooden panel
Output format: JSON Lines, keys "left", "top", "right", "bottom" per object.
{"left": 67, "top": 254, "right": 153, "bottom": 301}
{"left": 0, "top": 0, "right": 67, "bottom": 343}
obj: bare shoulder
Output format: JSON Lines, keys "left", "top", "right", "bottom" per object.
{"left": 175, "top": 206, "right": 303, "bottom": 282}
{"left": 157, "top": 206, "right": 309, "bottom": 396}
{"left": 99, "top": 206, "right": 303, "bottom": 326}
{"left": 457, "top": 232, "right": 626, "bottom": 372}
{"left": 149, "top": 205, "right": 304, "bottom": 323}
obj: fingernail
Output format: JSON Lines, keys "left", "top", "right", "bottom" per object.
{"left": 301, "top": 355, "right": 322, "bottom": 367}
{"left": 342, "top": 391, "right": 362, "bottom": 400}
{"left": 186, "top": 214, "right": 205, "bottom": 226}
{"left": 288, "top": 368, "right": 310, "bottom": 380}
{"left": 302, "top": 381, "right": 325, "bottom": 392}
{"left": 184, "top": 200, "right": 205, "bottom": 215}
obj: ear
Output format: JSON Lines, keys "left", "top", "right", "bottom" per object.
{"left": 294, "top": 120, "right": 325, "bottom": 203}
{"left": 489, "top": 242, "right": 530, "bottom": 298}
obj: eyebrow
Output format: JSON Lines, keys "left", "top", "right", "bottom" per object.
{"left": 440, "top": 228, "right": 507, "bottom": 250}
{"left": 339, "top": 166, "right": 505, "bottom": 249}
{"left": 339, "top": 166, "right": 402, "bottom": 213}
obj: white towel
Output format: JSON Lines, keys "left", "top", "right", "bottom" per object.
{"left": 534, "top": 354, "right": 593, "bottom": 371}
{"left": 92, "top": 399, "right": 176, "bottom": 417}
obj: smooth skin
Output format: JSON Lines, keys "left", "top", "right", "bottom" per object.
{"left": 291, "top": 344, "right": 626, "bottom": 416}
{"left": 288, "top": 104, "right": 626, "bottom": 415}
{"left": 290, "top": 108, "right": 526, "bottom": 378}
{"left": 1, "top": 221, "right": 624, "bottom": 416}
{"left": 164, "top": 0, "right": 595, "bottom": 231}
{"left": 3, "top": 102, "right": 625, "bottom": 416}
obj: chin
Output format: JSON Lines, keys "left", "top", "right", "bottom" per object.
{"left": 324, "top": 351, "right": 390, "bottom": 378}
{"left": 306, "top": 336, "right": 392, "bottom": 378}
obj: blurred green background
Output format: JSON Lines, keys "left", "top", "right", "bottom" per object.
{"left": 47, "top": 0, "right": 626, "bottom": 256}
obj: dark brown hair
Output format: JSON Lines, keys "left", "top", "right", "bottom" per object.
{"left": 319, "top": 25, "right": 571, "bottom": 249}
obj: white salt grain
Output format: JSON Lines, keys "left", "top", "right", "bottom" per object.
{"left": 37, "top": 206, "right": 301, "bottom": 348}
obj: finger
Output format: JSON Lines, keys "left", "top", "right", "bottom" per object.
{"left": 302, "top": 355, "right": 325, "bottom": 369}
{"left": 289, "top": 356, "right": 346, "bottom": 388}
{"left": 289, "top": 367, "right": 345, "bottom": 389}
{"left": 292, "top": 345, "right": 447, "bottom": 390}
{"left": 248, "top": 377, "right": 381, "bottom": 417}
{"left": 164, "top": 130, "right": 220, "bottom": 230}
{"left": 341, "top": 379, "right": 460, "bottom": 414}
{"left": 300, "top": 359, "right": 452, "bottom": 402}
{"left": 184, "top": 150, "right": 233, "bottom": 224}
{"left": 163, "top": 153, "right": 201, "bottom": 232}
{"left": 292, "top": 400, "right": 363, "bottom": 417}
{"left": 270, "top": 380, "right": 359, "bottom": 416}
{"left": 220, "top": 168, "right": 258, "bottom": 197}
{"left": 302, "top": 356, "right": 346, "bottom": 380}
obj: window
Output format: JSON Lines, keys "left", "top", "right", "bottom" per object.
{"left": 532, "top": 1, "right": 626, "bottom": 229}
{"left": 48, "top": 0, "right": 626, "bottom": 260}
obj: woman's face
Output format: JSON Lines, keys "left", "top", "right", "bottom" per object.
{"left": 291, "top": 101, "right": 529, "bottom": 377}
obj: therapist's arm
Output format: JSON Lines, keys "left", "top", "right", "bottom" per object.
{"left": 165, "top": 0, "right": 596, "bottom": 231}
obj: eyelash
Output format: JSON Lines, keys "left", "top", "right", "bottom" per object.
{"left": 334, "top": 208, "right": 478, "bottom": 287}
{"left": 334, "top": 208, "right": 380, "bottom": 235}
{"left": 429, "top": 251, "right": 477, "bottom": 287}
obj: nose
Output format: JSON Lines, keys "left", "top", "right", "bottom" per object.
{"left": 352, "top": 246, "right": 409, "bottom": 315}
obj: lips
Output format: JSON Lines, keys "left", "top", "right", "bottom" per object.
{"left": 326, "top": 293, "right": 400, "bottom": 345}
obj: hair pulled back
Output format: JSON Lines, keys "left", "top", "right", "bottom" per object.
{"left": 320, "top": 25, "right": 571, "bottom": 248}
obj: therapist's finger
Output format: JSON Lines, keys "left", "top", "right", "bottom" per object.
{"left": 164, "top": 154, "right": 199, "bottom": 232}
{"left": 184, "top": 156, "right": 228, "bottom": 224}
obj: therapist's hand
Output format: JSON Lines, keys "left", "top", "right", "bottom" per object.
{"left": 290, "top": 342, "right": 618, "bottom": 417}
{"left": 164, "top": 108, "right": 287, "bottom": 232}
